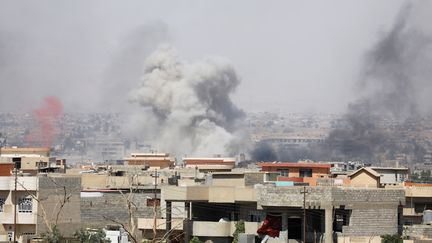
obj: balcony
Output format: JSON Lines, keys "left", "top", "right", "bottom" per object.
{"left": 403, "top": 207, "right": 420, "bottom": 216}
{"left": 405, "top": 186, "right": 432, "bottom": 198}
{"left": 163, "top": 186, "right": 257, "bottom": 203}
{"left": 0, "top": 176, "right": 37, "bottom": 191}
{"left": 192, "top": 221, "right": 260, "bottom": 237}
{"left": 137, "top": 218, "right": 261, "bottom": 237}
{"left": 137, "top": 218, "right": 184, "bottom": 231}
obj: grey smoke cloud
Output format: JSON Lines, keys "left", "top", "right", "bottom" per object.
{"left": 101, "top": 22, "right": 169, "bottom": 112}
{"left": 128, "top": 45, "right": 245, "bottom": 156}
{"left": 0, "top": 0, "right": 407, "bottom": 114}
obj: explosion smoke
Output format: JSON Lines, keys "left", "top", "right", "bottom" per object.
{"left": 26, "top": 96, "right": 63, "bottom": 147}
{"left": 251, "top": 3, "right": 432, "bottom": 163}
{"left": 129, "top": 45, "right": 245, "bottom": 156}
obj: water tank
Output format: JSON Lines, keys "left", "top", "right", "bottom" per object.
{"left": 423, "top": 210, "right": 432, "bottom": 225}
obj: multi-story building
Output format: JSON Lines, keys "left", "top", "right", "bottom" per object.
{"left": 0, "top": 175, "right": 81, "bottom": 242}
{"left": 137, "top": 169, "right": 405, "bottom": 243}
{"left": 0, "top": 147, "right": 66, "bottom": 175}
{"left": 0, "top": 147, "right": 51, "bottom": 175}
{"left": 258, "top": 162, "right": 332, "bottom": 186}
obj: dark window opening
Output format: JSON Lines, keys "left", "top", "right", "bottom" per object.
{"left": 288, "top": 218, "right": 301, "bottom": 240}
{"left": 277, "top": 169, "right": 289, "bottom": 177}
{"left": 299, "top": 169, "right": 312, "bottom": 178}
{"left": 333, "top": 209, "right": 351, "bottom": 232}
{"left": 248, "top": 210, "right": 265, "bottom": 222}
{"left": 414, "top": 203, "right": 432, "bottom": 213}
{"left": 147, "top": 198, "right": 160, "bottom": 207}
{"left": 13, "top": 157, "right": 21, "bottom": 170}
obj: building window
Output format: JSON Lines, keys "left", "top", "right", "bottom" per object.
{"left": 299, "top": 169, "right": 312, "bottom": 178}
{"left": 334, "top": 209, "right": 351, "bottom": 232}
{"left": 18, "top": 198, "right": 33, "bottom": 213}
{"left": 248, "top": 210, "right": 265, "bottom": 222}
{"left": 0, "top": 198, "right": 5, "bottom": 212}
{"left": 277, "top": 169, "right": 289, "bottom": 177}
{"left": 146, "top": 198, "right": 160, "bottom": 207}
{"left": 265, "top": 173, "right": 278, "bottom": 182}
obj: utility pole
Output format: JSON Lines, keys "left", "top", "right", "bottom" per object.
{"left": 152, "top": 169, "right": 158, "bottom": 241}
{"left": 13, "top": 161, "right": 17, "bottom": 243}
{"left": 301, "top": 186, "right": 308, "bottom": 243}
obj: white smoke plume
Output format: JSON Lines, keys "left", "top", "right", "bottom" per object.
{"left": 129, "top": 45, "right": 245, "bottom": 157}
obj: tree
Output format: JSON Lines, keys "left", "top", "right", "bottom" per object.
{"left": 189, "top": 236, "right": 203, "bottom": 243}
{"left": 233, "top": 220, "right": 245, "bottom": 243}
{"left": 74, "top": 228, "right": 111, "bottom": 243}
{"left": 18, "top": 176, "right": 78, "bottom": 238}
{"left": 41, "top": 225, "right": 64, "bottom": 243}
{"left": 381, "top": 234, "right": 403, "bottom": 243}
{"left": 103, "top": 172, "right": 141, "bottom": 243}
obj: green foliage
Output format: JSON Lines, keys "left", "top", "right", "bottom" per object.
{"left": 41, "top": 225, "right": 64, "bottom": 243}
{"left": 189, "top": 236, "right": 203, "bottom": 243}
{"left": 381, "top": 234, "right": 403, "bottom": 243}
{"left": 233, "top": 220, "right": 245, "bottom": 243}
{"left": 74, "top": 228, "right": 110, "bottom": 243}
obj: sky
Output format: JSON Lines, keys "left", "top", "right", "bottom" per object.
{"left": 0, "top": 0, "right": 407, "bottom": 114}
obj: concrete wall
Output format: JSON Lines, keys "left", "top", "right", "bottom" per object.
{"left": 36, "top": 175, "right": 81, "bottom": 237}
{"left": 21, "top": 157, "right": 49, "bottom": 171}
{"left": 192, "top": 221, "right": 260, "bottom": 237}
{"left": 405, "top": 187, "right": 432, "bottom": 198}
{"left": 80, "top": 191, "right": 156, "bottom": 229}
{"left": 163, "top": 186, "right": 257, "bottom": 203}
{"left": 244, "top": 173, "right": 265, "bottom": 186}
{"left": 349, "top": 172, "right": 379, "bottom": 188}
{"left": 81, "top": 174, "right": 166, "bottom": 189}
{"left": 212, "top": 178, "right": 245, "bottom": 187}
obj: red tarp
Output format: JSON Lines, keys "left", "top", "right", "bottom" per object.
{"left": 257, "top": 214, "right": 282, "bottom": 238}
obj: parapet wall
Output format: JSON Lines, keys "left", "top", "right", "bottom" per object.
{"left": 257, "top": 186, "right": 405, "bottom": 208}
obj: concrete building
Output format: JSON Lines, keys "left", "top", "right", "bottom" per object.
{"left": 0, "top": 147, "right": 51, "bottom": 175}
{"left": 137, "top": 169, "right": 406, "bottom": 243}
{"left": 79, "top": 171, "right": 166, "bottom": 242}
{"left": 403, "top": 182, "right": 432, "bottom": 225}
{"left": 124, "top": 152, "right": 175, "bottom": 169}
{"left": 369, "top": 167, "right": 409, "bottom": 185}
{"left": 258, "top": 186, "right": 405, "bottom": 243}
{"left": 0, "top": 147, "right": 66, "bottom": 175}
{"left": 258, "top": 162, "right": 332, "bottom": 186}
{"left": 0, "top": 175, "right": 81, "bottom": 242}
{"left": 183, "top": 157, "right": 236, "bottom": 172}
{"left": 139, "top": 171, "right": 264, "bottom": 243}
{"left": 348, "top": 167, "right": 381, "bottom": 188}
{"left": 89, "top": 139, "right": 125, "bottom": 163}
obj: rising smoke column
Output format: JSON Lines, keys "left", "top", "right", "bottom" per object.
{"left": 324, "top": 3, "right": 432, "bottom": 163}
{"left": 129, "top": 45, "right": 245, "bottom": 156}
{"left": 251, "top": 3, "right": 432, "bottom": 163}
{"left": 26, "top": 96, "right": 63, "bottom": 147}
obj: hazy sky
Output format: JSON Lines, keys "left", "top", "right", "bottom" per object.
{"left": 0, "top": 0, "right": 406, "bottom": 114}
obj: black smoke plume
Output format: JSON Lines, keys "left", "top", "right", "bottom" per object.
{"left": 251, "top": 3, "right": 432, "bottom": 163}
